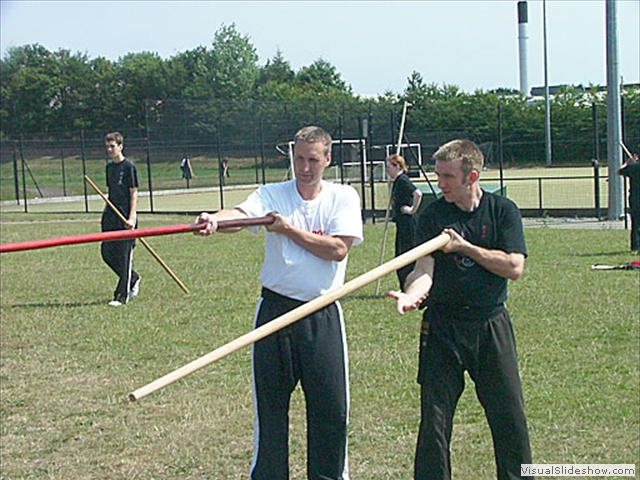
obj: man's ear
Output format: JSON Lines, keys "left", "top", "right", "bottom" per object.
{"left": 467, "top": 169, "right": 479, "bottom": 185}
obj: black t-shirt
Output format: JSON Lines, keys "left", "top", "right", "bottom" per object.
{"left": 620, "top": 161, "right": 639, "bottom": 209}
{"left": 391, "top": 173, "right": 417, "bottom": 221}
{"left": 415, "top": 191, "right": 527, "bottom": 308}
{"left": 102, "top": 158, "right": 139, "bottom": 231}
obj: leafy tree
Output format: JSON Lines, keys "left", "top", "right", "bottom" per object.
{"left": 295, "top": 59, "right": 352, "bottom": 96}
{"left": 1, "top": 44, "right": 63, "bottom": 133}
{"left": 186, "top": 23, "right": 259, "bottom": 102}
{"left": 255, "top": 49, "right": 295, "bottom": 90}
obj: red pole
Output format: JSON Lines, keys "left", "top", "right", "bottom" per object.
{"left": 0, "top": 216, "right": 274, "bottom": 254}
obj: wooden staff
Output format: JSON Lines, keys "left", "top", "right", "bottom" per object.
{"left": 375, "top": 101, "right": 411, "bottom": 295}
{"left": 620, "top": 140, "right": 633, "bottom": 159}
{"left": 129, "top": 231, "right": 450, "bottom": 401}
{"left": 85, "top": 175, "right": 191, "bottom": 294}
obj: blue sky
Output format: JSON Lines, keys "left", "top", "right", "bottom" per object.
{"left": 1, "top": 0, "right": 639, "bottom": 95}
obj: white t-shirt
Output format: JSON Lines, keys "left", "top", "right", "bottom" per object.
{"left": 236, "top": 180, "right": 363, "bottom": 301}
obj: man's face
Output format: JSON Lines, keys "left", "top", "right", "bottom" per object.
{"left": 105, "top": 140, "right": 123, "bottom": 159}
{"left": 435, "top": 159, "right": 472, "bottom": 204}
{"left": 292, "top": 140, "right": 331, "bottom": 187}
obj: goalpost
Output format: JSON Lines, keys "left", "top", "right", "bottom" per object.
{"left": 384, "top": 142, "right": 423, "bottom": 167}
{"left": 286, "top": 138, "right": 386, "bottom": 184}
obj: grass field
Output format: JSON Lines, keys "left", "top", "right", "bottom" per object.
{"left": 0, "top": 213, "right": 638, "bottom": 479}
{"left": 0, "top": 164, "right": 616, "bottom": 216}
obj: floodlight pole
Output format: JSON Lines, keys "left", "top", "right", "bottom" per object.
{"left": 543, "top": 0, "right": 552, "bottom": 166}
{"left": 605, "top": 0, "right": 624, "bottom": 220}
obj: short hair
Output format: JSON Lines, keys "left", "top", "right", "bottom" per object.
{"left": 386, "top": 154, "right": 408, "bottom": 173}
{"left": 105, "top": 131, "right": 124, "bottom": 145}
{"left": 294, "top": 126, "right": 332, "bottom": 156}
{"left": 432, "top": 139, "right": 483, "bottom": 178}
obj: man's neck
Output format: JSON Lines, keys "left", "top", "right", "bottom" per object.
{"left": 296, "top": 180, "right": 323, "bottom": 201}
{"left": 455, "top": 184, "right": 483, "bottom": 212}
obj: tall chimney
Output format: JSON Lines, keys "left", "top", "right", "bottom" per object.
{"left": 517, "top": 1, "right": 529, "bottom": 96}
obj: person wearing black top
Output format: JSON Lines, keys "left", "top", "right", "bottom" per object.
{"left": 388, "top": 139, "right": 532, "bottom": 480}
{"left": 101, "top": 132, "right": 141, "bottom": 306}
{"left": 618, "top": 152, "right": 640, "bottom": 252}
{"left": 385, "top": 154, "right": 422, "bottom": 289}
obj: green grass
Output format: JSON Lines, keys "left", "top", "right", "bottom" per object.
{"left": 1, "top": 214, "right": 638, "bottom": 479}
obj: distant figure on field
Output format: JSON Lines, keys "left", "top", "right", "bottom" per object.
{"left": 180, "top": 156, "right": 193, "bottom": 181}
{"left": 385, "top": 154, "right": 422, "bottom": 289}
{"left": 618, "top": 151, "right": 640, "bottom": 252}
{"left": 101, "top": 131, "right": 141, "bottom": 307}
{"left": 222, "top": 157, "right": 230, "bottom": 180}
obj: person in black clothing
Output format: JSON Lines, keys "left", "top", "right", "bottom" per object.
{"left": 180, "top": 156, "right": 193, "bottom": 180}
{"left": 385, "top": 154, "right": 422, "bottom": 289}
{"left": 388, "top": 139, "right": 532, "bottom": 480}
{"left": 101, "top": 131, "right": 141, "bottom": 307}
{"left": 618, "top": 151, "right": 639, "bottom": 252}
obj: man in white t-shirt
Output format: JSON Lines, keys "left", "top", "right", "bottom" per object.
{"left": 195, "top": 126, "right": 363, "bottom": 480}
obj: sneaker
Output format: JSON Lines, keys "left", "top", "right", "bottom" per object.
{"left": 108, "top": 294, "right": 128, "bottom": 307}
{"left": 130, "top": 276, "right": 141, "bottom": 299}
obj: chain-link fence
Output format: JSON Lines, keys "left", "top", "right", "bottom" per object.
{"left": 1, "top": 100, "right": 636, "bottom": 218}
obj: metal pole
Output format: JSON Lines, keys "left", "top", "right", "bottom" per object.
{"left": 605, "top": 0, "right": 624, "bottom": 220}
{"left": 12, "top": 141, "right": 20, "bottom": 205}
{"left": 543, "top": 0, "right": 552, "bottom": 166}
{"left": 216, "top": 119, "right": 225, "bottom": 210}
{"left": 80, "top": 130, "right": 88, "bottom": 212}
{"left": 592, "top": 102, "right": 600, "bottom": 161}
{"left": 145, "top": 101, "right": 155, "bottom": 213}
{"left": 498, "top": 101, "right": 505, "bottom": 193}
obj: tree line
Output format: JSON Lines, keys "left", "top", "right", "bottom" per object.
{"left": 1, "top": 23, "right": 638, "bottom": 164}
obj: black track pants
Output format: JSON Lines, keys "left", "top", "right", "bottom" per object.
{"left": 249, "top": 288, "right": 349, "bottom": 480}
{"left": 100, "top": 239, "right": 138, "bottom": 301}
{"left": 414, "top": 307, "right": 532, "bottom": 480}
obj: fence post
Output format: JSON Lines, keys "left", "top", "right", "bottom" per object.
{"left": 358, "top": 117, "right": 367, "bottom": 217}
{"left": 19, "top": 136, "right": 28, "bottom": 213}
{"left": 216, "top": 119, "right": 224, "bottom": 210}
{"left": 80, "top": 130, "right": 89, "bottom": 213}
{"left": 498, "top": 101, "right": 505, "bottom": 194}
{"left": 367, "top": 112, "right": 376, "bottom": 223}
{"left": 338, "top": 113, "right": 345, "bottom": 185}
{"left": 61, "top": 147, "right": 67, "bottom": 197}
{"left": 537, "top": 177, "right": 543, "bottom": 216}
{"left": 12, "top": 141, "right": 20, "bottom": 205}
{"left": 259, "top": 116, "right": 266, "bottom": 185}
{"left": 145, "top": 101, "right": 155, "bottom": 213}
{"left": 593, "top": 160, "right": 601, "bottom": 219}
{"left": 592, "top": 102, "right": 600, "bottom": 162}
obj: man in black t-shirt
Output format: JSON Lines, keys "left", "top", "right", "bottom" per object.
{"left": 388, "top": 139, "right": 532, "bottom": 480}
{"left": 101, "top": 132, "right": 140, "bottom": 306}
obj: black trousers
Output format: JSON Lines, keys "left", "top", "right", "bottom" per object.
{"left": 415, "top": 306, "right": 532, "bottom": 480}
{"left": 100, "top": 239, "right": 138, "bottom": 301}
{"left": 249, "top": 288, "right": 349, "bottom": 480}
{"left": 628, "top": 206, "right": 639, "bottom": 251}
{"left": 395, "top": 216, "right": 416, "bottom": 290}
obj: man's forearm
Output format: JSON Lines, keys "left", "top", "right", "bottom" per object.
{"left": 458, "top": 243, "right": 524, "bottom": 280}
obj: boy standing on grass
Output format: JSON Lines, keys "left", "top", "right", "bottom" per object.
{"left": 194, "top": 126, "right": 362, "bottom": 480}
{"left": 388, "top": 139, "right": 533, "bottom": 480}
{"left": 101, "top": 131, "right": 141, "bottom": 307}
